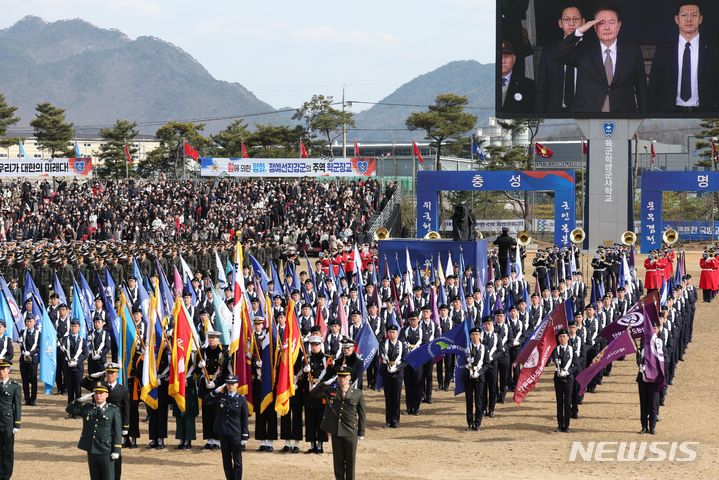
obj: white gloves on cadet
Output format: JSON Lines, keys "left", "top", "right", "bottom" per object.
{"left": 214, "top": 384, "right": 225, "bottom": 393}
{"left": 206, "top": 381, "right": 215, "bottom": 389}
{"left": 12, "top": 428, "right": 19, "bottom": 435}
{"left": 197, "top": 360, "right": 206, "bottom": 369}
{"left": 111, "top": 453, "right": 120, "bottom": 460}
{"left": 90, "top": 371, "right": 104, "bottom": 379}
{"left": 79, "top": 393, "right": 94, "bottom": 403}
{"left": 68, "top": 361, "right": 77, "bottom": 368}
{"left": 303, "top": 365, "right": 311, "bottom": 373}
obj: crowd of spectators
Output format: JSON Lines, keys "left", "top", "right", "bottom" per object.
{"left": 0, "top": 176, "right": 397, "bottom": 251}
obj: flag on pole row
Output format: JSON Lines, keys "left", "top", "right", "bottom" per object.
{"left": 575, "top": 328, "right": 636, "bottom": 395}
{"left": 183, "top": 142, "right": 199, "bottom": 161}
{"left": 168, "top": 299, "right": 194, "bottom": 412}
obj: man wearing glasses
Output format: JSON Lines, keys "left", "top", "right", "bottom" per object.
{"left": 536, "top": 4, "right": 586, "bottom": 113}
{"left": 648, "top": 1, "right": 719, "bottom": 113}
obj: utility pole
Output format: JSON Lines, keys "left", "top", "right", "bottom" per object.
{"left": 342, "top": 85, "right": 347, "bottom": 159}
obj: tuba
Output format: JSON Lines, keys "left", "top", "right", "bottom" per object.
{"left": 517, "top": 231, "right": 532, "bottom": 247}
{"left": 476, "top": 231, "right": 484, "bottom": 240}
{"left": 374, "top": 227, "right": 390, "bottom": 241}
{"left": 424, "top": 230, "right": 442, "bottom": 239}
{"left": 570, "top": 228, "right": 585, "bottom": 245}
{"left": 621, "top": 231, "right": 637, "bottom": 246}
{"left": 662, "top": 228, "right": 679, "bottom": 245}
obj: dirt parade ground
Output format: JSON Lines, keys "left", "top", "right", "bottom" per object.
{"left": 9, "top": 252, "right": 719, "bottom": 480}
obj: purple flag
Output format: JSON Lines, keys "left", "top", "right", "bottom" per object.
{"left": 599, "top": 291, "right": 659, "bottom": 342}
{"left": 576, "top": 328, "right": 637, "bottom": 395}
{"left": 641, "top": 306, "right": 666, "bottom": 387}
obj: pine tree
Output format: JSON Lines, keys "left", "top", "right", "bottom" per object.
{"left": 29, "top": 102, "right": 74, "bottom": 157}
{"left": 96, "top": 120, "right": 139, "bottom": 178}
{"left": 0, "top": 93, "right": 20, "bottom": 148}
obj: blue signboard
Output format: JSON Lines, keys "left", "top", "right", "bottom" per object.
{"left": 416, "top": 170, "right": 576, "bottom": 246}
{"left": 640, "top": 171, "right": 718, "bottom": 253}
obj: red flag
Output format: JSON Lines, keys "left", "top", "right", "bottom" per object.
{"left": 651, "top": 141, "right": 657, "bottom": 160}
{"left": 412, "top": 141, "right": 424, "bottom": 164}
{"left": 354, "top": 141, "right": 360, "bottom": 157}
{"left": 241, "top": 142, "right": 249, "bottom": 158}
{"left": 300, "top": 141, "right": 309, "bottom": 159}
{"left": 183, "top": 142, "right": 199, "bottom": 161}
{"left": 124, "top": 143, "right": 133, "bottom": 164}
{"left": 316, "top": 303, "right": 327, "bottom": 340}
{"left": 168, "top": 299, "right": 193, "bottom": 412}
{"left": 582, "top": 141, "right": 588, "bottom": 155}
{"left": 513, "top": 306, "right": 567, "bottom": 404}
{"left": 275, "top": 299, "right": 302, "bottom": 415}
{"left": 535, "top": 142, "right": 554, "bottom": 158}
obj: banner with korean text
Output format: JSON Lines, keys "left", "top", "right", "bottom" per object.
{"left": 0, "top": 158, "right": 92, "bottom": 177}
{"left": 200, "top": 157, "right": 377, "bottom": 177}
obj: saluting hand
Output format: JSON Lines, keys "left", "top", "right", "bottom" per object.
{"left": 576, "top": 18, "right": 602, "bottom": 35}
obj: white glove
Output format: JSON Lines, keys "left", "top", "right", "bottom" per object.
{"left": 215, "top": 384, "right": 225, "bottom": 393}
{"left": 206, "top": 381, "right": 216, "bottom": 389}
{"left": 323, "top": 375, "right": 337, "bottom": 385}
{"left": 303, "top": 364, "right": 311, "bottom": 373}
{"left": 90, "top": 371, "right": 105, "bottom": 379}
{"left": 92, "top": 354, "right": 101, "bottom": 360}
{"left": 256, "top": 360, "right": 262, "bottom": 368}
{"left": 79, "top": 393, "right": 94, "bottom": 403}
{"left": 560, "top": 369, "right": 568, "bottom": 377}
{"left": 240, "top": 440, "right": 247, "bottom": 446}
{"left": 122, "top": 430, "right": 128, "bottom": 436}
{"left": 12, "top": 428, "right": 19, "bottom": 435}
{"left": 358, "top": 436, "right": 364, "bottom": 441}
{"left": 68, "top": 361, "right": 78, "bottom": 367}
{"left": 197, "top": 360, "right": 206, "bottom": 369}
{"left": 157, "top": 377, "right": 162, "bottom": 386}
{"left": 639, "top": 364, "right": 646, "bottom": 372}
{"left": 111, "top": 452, "right": 120, "bottom": 460}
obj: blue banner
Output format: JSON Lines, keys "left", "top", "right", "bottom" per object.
{"left": 405, "top": 321, "right": 468, "bottom": 370}
{"left": 416, "top": 170, "right": 576, "bottom": 246}
{"left": 377, "top": 240, "right": 486, "bottom": 282}
{"left": 641, "top": 171, "right": 719, "bottom": 253}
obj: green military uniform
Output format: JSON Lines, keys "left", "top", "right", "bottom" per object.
{"left": 66, "top": 381, "right": 123, "bottom": 480}
{"left": 173, "top": 371, "right": 199, "bottom": 448}
{"left": 311, "top": 368, "right": 366, "bottom": 480}
{"left": 0, "top": 371, "right": 21, "bottom": 480}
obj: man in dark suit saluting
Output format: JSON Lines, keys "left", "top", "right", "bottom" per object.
{"left": 500, "top": 40, "right": 535, "bottom": 114}
{"left": 555, "top": 2, "right": 647, "bottom": 113}
{"left": 648, "top": 1, "right": 719, "bottom": 113}
{"left": 536, "top": 4, "right": 585, "bottom": 113}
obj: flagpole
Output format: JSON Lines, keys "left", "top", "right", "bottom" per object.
{"left": 125, "top": 138, "right": 129, "bottom": 180}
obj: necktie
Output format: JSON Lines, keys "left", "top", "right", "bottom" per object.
{"left": 563, "top": 66, "right": 575, "bottom": 108}
{"left": 602, "top": 49, "right": 613, "bottom": 112}
{"left": 680, "top": 42, "right": 691, "bottom": 101}
{"left": 502, "top": 77, "right": 508, "bottom": 87}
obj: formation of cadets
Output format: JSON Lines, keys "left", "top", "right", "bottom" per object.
{"left": 0, "top": 235, "right": 707, "bottom": 476}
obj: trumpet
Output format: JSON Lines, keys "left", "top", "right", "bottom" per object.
{"left": 517, "top": 231, "right": 532, "bottom": 247}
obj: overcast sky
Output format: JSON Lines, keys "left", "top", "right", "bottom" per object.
{"left": 1, "top": 0, "right": 495, "bottom": 112}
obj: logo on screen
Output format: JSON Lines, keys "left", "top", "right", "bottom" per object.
{"left": 73, "top": 160, "right": 85, "bottom": 174}
{"left": 602, "top": 122, "right": 616, "bottom": 138}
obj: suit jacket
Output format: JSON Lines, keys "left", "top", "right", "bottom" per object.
{"left": 311, "top": 382, "right": 366, "bottom": 438}
{"left": 536, "top": 39, "right": 578, "bottom": 112}
{"left": 502, "top": 74, "right": 535, "bottom": 114}
{"left": 647, "top": 36, "right": 719, "bottom": 112}
{"left": 556, "top": 33, "right": 647, "bottom": 113}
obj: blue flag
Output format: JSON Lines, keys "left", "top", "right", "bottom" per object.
{"left": 71, "top": 282, "right": 88, "bottom": 338}
{"left": 406, "top": 320, "right": 468, "bottom": 370}
{"left": 53, "top": 273, "right": 67, "bottom": 306}
{"left": 355, "top": 323, "right": 379, "bottom": 375}
{"left": 249, "top": 255, "right": 270, "bottom": 293}
{"left": 39, "top": 302, "right": 57, "bottom": 395}
{"left": 0, "top": 276, "right": 23, "bottom": 340}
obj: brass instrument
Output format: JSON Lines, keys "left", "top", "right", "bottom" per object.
{"left": 621, "top": 231, "right": 637, "bottom": 246}
{"left": 662, "top": 228, "right": 679, "bottom": 246}
{"left": 517, "top": 231, "right": 532, "bottom": 247}
{"left": 476, "top": 231, "right": 484, "bottom": 240}
{"left": 599, "top": 253, "right": 607, "bottom": 262}
{"left": 374, "top": 227, "right": 390, "bottom": 241}
{"left": 570, "top": 228, "right": 585, "bottom": 245}
{"left": 424, "top": 230, "right": 441, "bottom": 240}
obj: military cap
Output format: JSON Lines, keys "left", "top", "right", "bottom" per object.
{"left": 92, "top": 380, "right": 109, "bottom": 393}
{"left": 336, "top": 366, "right": 353, "bottom": 376}
{"left": 225, "top": 375, "right": 239, "bottom": 384}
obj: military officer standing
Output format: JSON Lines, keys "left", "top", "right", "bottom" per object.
{"left": 67, "top": 380, "right": 123, "bottom": 480}
{"left": 379, "top": 324, "right": 405, "bottom": 428}
{"left": 464, "top": 327, "right": 486, "bottom": 431}
{"left": 0, "top": 360, "right": 21, "bottom": 480}
{"left": 63, "top": 318, "right": 89, "bottom": 409}
{"left": 551, "top": 328, "right": 578, "bottom": 432}
{"left": 19, "top": 316, "right": 40, "bottom": 406}
{"left": 205, "top": 375, "right": 250, "bottom": 480}
{"left": 311, "top": 366, "right": 366, "bottom": 480}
